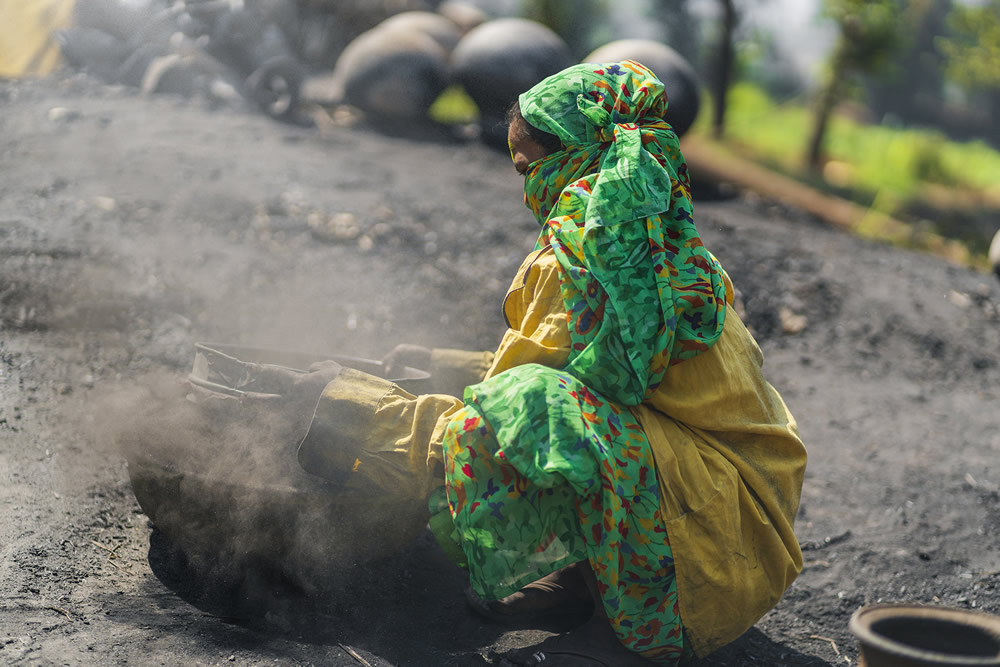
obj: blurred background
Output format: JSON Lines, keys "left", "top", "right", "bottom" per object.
{"left": 503, "top": 0, "right": 1000, "bottom": 268}
{"left": 3, "top": 0, "right": 1000, "bottom": 268}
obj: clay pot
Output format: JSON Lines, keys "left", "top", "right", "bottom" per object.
{"left": 450, "top": 18, "right": 575, "bottom": 147}
{"left": 327, "top": 23, "right": 450, "bottom": 120}
{"left": 437, "top": 1, "right": 488, "bottom": 33}
{"left": 377, "top": 10, "right": 463, "bottom": 52}
{"left": 850, "top": 604, "right": 1000, "bottom": 667}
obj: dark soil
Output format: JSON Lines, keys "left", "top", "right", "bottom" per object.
{"left": 1, "top": 73, "right": 998, "bottom": 666}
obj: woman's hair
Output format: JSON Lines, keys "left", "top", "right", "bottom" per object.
{"left": 505, "top": 100, "right": 563, "bottom": 154}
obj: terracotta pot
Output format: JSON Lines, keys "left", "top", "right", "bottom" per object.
{"left": 850, "top": 604, "right": 1000, "bottom": 667}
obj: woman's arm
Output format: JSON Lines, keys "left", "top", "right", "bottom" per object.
{"left": 382, "top": 344, "right": 494, "bottom": 398}
{"left": 297, "top": 368, "right": 466, "bottom": 500}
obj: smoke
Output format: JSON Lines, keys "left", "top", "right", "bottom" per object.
{"left": 4, "top": 0, "right": 533, "bottom": 614}
{"left": 95, "top": 369, "right": 428, "bottom": 603}
{"left": 1, "top": 97, "right": 500, "bottom": 615}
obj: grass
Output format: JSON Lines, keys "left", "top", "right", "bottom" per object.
{"left": 694, "top": 83, "right": 1000, "bottom": 266}
{"left": 706, "top": 83, "right": 1000, "bottom": 199}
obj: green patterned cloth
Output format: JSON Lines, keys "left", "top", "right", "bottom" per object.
{"left": 445, "top": 365, "right": 685, "bottom": 663}
{"left": 434, "top": 61, "right": 728, "bottom": 664}
{"left": 520, "top": 60, "right": 727, "bottom": 404}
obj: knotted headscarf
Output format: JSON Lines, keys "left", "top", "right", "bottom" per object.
{"left": 518, "top": 60, "right": 729, "bottom": 405}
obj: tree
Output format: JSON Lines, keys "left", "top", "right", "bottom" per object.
{"left": 711, "top": 0, "right": 738, "bottom": 139}
{"left": 521, "top": 0, "right": 610, "bottom": 57}
{"left": 939, "top": 0, "right": 1000, "bottom": 101}
{"left": 806, "top": 0, "right": 905, "bottom": 170}
{"left": 863, "top": 0, "right": 953, "bottom": 128}
{"left": 698, "top": 0, "right": 775, "bottom": 140}
{"left": 936, "top": 0, "right": 1000, "bottom": 145}
{"left": 649, "top": 0, "right": 700, "bottom": 66}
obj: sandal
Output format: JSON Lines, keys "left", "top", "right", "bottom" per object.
{"left": 464, "top": 565, "right": 593, "bottom": 628}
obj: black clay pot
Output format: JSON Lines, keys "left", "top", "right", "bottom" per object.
{"left": 850, "top": 604, "right": 1000, "bottom": 667}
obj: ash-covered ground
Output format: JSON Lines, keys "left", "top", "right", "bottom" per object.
{"left": 1, "top": 74, "right": 998, "bottom": 666}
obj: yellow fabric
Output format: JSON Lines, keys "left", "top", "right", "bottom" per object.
{"left": 301, "top": 246, "right": 804, "bottom": 657}
{"left": 299, "top": 350, "right": 494, "bottom": 498}
{"left": 428, "top": 348, "right": 495, "bottom": 398}
{"left": 0, "top": 0, "right": 75, "bottom": 79}
{"left": 299, "top": 368, "right": 465, "bottom": 502}
{"left": 488, "top": 247, "right": 572, "bottom": 377}
{"left": 486, "top": 246, "right": 806, "bottom": 656}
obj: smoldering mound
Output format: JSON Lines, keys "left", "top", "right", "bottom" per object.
{"left": 101, "top": 371, "right": 429, "bottom": 605}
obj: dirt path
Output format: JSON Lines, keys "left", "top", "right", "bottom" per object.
{"left": 1, "top": 75, "right": 998, "bottom": 666}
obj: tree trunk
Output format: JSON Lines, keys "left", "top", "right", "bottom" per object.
{"left": 988, "top": 89, "right": 1000, "bottom": 150}
{"left": 806, "top": 44, "right": 848, "bottom": 171}
{"left": 712, "top": 0, "right": 737, "bottom": 139}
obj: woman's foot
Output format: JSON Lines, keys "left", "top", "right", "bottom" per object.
{"left": 466, "top": 562, "right": 593, "bottom": 625}
{"left": 498, "top": 616, "right": 653, "bottom": 666}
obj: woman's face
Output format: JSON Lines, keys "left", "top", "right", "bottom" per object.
{"left": 507, "top": 122, "right": 550, "bottom": 178}
{"left": 508, "top": 120, "right": 551, "bottom": 207}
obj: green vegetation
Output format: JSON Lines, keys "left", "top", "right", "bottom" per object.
{"left": 805, "top": 0, "right": 905, "bottom": 169}
{"left": 940, "top": 0, "right": 1000, "bottom": 94}
{"left": 710, "top": 83, "right": 1000, "bottom": 198}
{"left": 693, "top": 82, "right": 1000, "bottom": 265}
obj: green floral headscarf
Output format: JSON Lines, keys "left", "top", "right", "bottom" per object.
{"left": 518, "top": 60, "right": 729, "bottom": 404}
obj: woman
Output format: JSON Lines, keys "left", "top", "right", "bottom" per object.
{"left": 297, "top": 61, "right": 806, "bottom": 666}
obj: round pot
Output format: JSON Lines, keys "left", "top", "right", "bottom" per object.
{"left": 850, "top": 604, "right": 1000, "bottom": 667}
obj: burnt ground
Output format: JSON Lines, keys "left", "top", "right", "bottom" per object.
{"left": 1, "top": 73, "right": 998, "bottom": 666}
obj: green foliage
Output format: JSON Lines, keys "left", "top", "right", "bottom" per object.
{"left": 735, "top": 30, "right": 806, "bottom": 100}
{"left": 806, "top": 0, "right": 908, "bottom": 169}
{"left": 697, "top": 82, "right": 1000, "bottom": 264}
{"left": 862, "top": 0, "right": 952, "bottom": 129}
{"left": 821, "top": 0, "right": 907, "bottom": 72}
{"left": 939, "top": 0, "right": 1000, "bottom": 92}
{"left": 720, "top": 85, "right": 810, "bottom": 160}
{"left": 712, "top": 82, "right": 1000, "bottom": 201}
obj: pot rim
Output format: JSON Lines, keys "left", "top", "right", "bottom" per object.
{"left": 193, "top": 342, "right": 430, "bottom": 383}
{"left": 849, "top": 603, "right": 1000, "bottom": 666}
